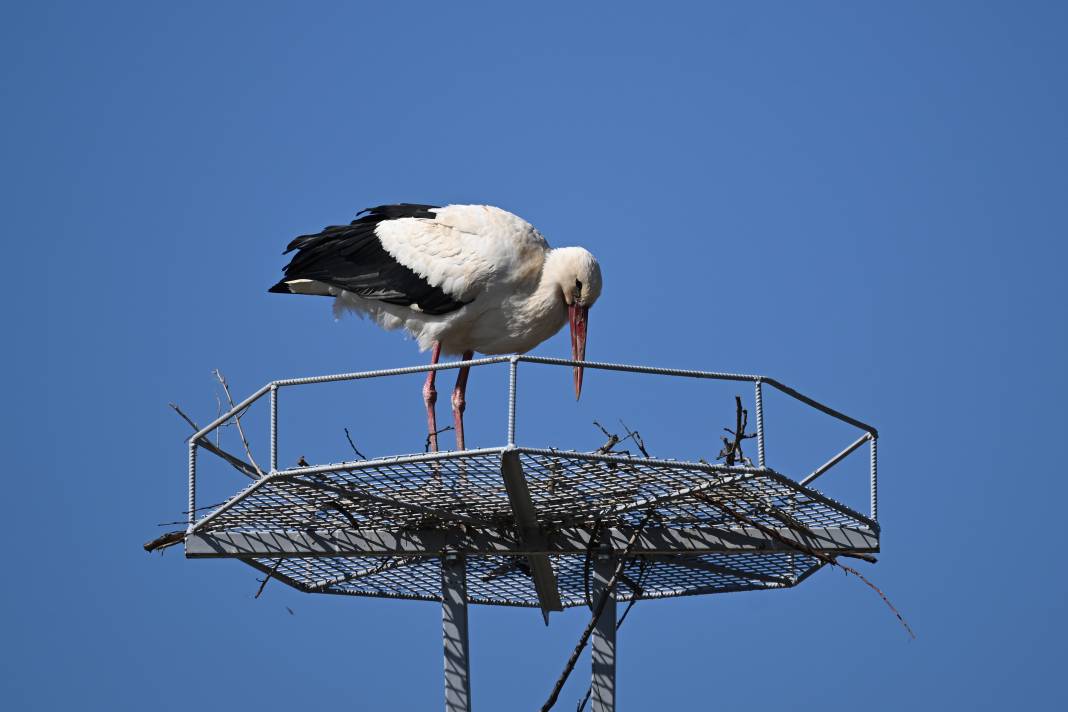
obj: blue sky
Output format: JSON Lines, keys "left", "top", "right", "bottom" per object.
{"left": 5, "top": 1, "right": 1067, "bottom": 709}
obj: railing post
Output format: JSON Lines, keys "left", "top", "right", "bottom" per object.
{"left": 870, "top": 435, "right": 878, "bottom": 521}
{"left": 507, "top": 356, "right": 518, "bottom": 446}
{"left": 269, "top": 383, "right": 278, "bottom": 472}
{"left": 187, "top": 440, "right": 197, "bottom": 529}
{"left": 754, "top": 379, "right": 766, "bottom": 468}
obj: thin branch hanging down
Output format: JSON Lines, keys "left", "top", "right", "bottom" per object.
{"left": 344, "top": 427, "right": 367, "bottom": 459}
{"left": 540, "top": 513, "right": 653, "bottom": 712}
{"left": 696, "top": 492, "right": 915, "bottom": 639}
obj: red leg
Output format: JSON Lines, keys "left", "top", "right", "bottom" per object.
{"left": 452, "top": 350, "right": 474, "bottom": 451}
{"left": 423, "top": 342, "right": 442, "bottom": 452}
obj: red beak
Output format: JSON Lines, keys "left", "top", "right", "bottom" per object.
{"left": 569, "top": 303, "right": 589, "bottom": 400}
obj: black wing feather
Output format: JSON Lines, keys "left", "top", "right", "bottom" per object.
{"left": 269, "top": 204, "right": 469, "bottom": 316}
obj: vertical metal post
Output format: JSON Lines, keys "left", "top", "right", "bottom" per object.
{"left": 442, "top": 552, "right": 471, "bottom": 712}
{"left": 591, "top": 547, "right": 617, "bottom": 712}
{"left": 754, "top": 379, "right": 766, "bottom": 468}
{"left": 869, "top": 435, "right": 878, "bottom": 521}
{"left": 187, "top": 440, "right": 197, "bottom": 528}
{"left": 269, "top": 384, "right": 278, "bottom": 472}
{"left": 507, "top": 356, "right": 518, "bottom": 446}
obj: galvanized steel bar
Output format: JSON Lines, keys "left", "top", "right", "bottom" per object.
{"left": 196, "top": 358, "right": 877, "bottom": 456}
{"left": 870, "top": 436, "right": 878, "bottom": 521}
{"left": 514, "top": 446, "right": 768, "bottom": 476}
{"left": 800, "top": 432, "right": 872, "bottom": 487}
{"left": 272, "top": 356, "right": 511, "bottom": 388}
{"left": 187, "top": 441, "right": 197, "bottom": 529}
{"left": 271, "top": 446, "right": 507, "bottom": 478}
{"left": 508, "top": 356, "right": 518, "bottom": 446}
{"left": 189, "top": 357, "right": 876, "bottom": 451}
{"left": 500, "top": 448, "right": 563, "bottom": 619}
{"left": 754, "top": 379, "right": 766, "bottom": 468}
{"left": 516, "top": 354, "right": 760, "bottom": 382}
{"left": 442, "top": 552, "right": 471, "bottom": 712}
{"left": 269, "top": 384, "right": 278, "bottom": 473}
{"left": 636, "top": 580, "right": 791, "bottom": 601}
{"left": 185, "top": 525, "right": 881, "bottom": 558}
{"left": 188, "top": 475, "right": 275, "bottom": 533}
{"left": 762, "top": 378, "right": 877, "bottom": 436}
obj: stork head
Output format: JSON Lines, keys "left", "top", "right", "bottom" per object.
{"left": 549, "top": 247, "right": 603, "bottom": 399}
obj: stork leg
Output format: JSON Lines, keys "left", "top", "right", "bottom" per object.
{"left": 423, "top": 342, "right": 442, "bottom": 453}
{"left": 451, "top": 350, "right": 474, "bottom": 451}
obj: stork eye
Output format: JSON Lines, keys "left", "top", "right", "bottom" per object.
{"left": 575, "top": 279, "right": 583, "bottom": 292}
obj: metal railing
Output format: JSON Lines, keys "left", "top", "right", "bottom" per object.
{"left": 186, "top": 355, "right": 879, "bottom": 529}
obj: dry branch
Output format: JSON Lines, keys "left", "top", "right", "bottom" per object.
{"left": 424, "top": 425, "right": 454, "bottom": 452}
{"left": 618, "top": 420, "right": 651, "bottom": 458}
{"left": 255, "top": 559, "right": 282, "bottom": 599}
{"left": 541, "top": 513, "right": 652, "bottom": 712}
{"left": 213, "top": 369, "right": 264, "bottom": 477}
{"left": 144, "top": 530, "right": 185, "bottom": 553}
{"left": 576, "top": 554, "right": 652, "bottom": 709}
{"left": 593, "top": 420, "right": 652, "bottom": 458}
{"left": 169, "top": 403, "right": 259, "bottom": 480}
{"left": 344, "top": 427, "right": 367, "bottom": 459}
{"left": 696, "top": 492, "right": 914, "bottom": 639}
{"left": 717, "top": 396, "right": 755, "bottom": 466}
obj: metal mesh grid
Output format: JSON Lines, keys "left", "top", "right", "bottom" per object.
{"left": 245, "top": 551, "right": 822, "bottom": 609}
{"left": 201, "top": 451, "right": 515, "bottom": 533}
{"left": 194, "top": 448, "right": 867, "bottom": 607}
{"left": 197, "top": 449, "right": 867, "bottom": 533}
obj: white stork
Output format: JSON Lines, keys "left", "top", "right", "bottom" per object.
{"left": 269, "top": 203, "right": 603, "bottom": 452}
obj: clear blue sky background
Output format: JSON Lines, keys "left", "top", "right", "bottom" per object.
{"left": 5, "top": 1, "right": 1067, "bottom": 709}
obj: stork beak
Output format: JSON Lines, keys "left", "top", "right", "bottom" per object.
{"left": 569, "top": 303, "right": 588, "bottom": 400}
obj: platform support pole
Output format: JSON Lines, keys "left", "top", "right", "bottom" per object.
{"left": 591, "top": 550, "right": 617, "bottom": 712}
{"left": 442, "top": 552, "right": 471, "bottom": 712}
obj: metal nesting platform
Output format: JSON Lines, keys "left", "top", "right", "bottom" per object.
{"left": 187, "top": 447, "right": 878, "bottom": 608}
{"left": 179, "top": 355, "right": 880, "bottom": 712}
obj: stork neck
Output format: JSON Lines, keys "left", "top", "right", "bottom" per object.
{"left": 515, "top": 249, "right": 569, "bottom": 326}
{"left": 533, "top": 249, "right": 574, "bottom": 304}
